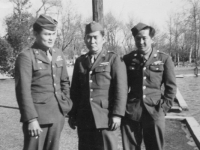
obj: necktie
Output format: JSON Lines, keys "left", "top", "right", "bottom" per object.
{"left": 90, "top": 55, "right": 95, "bottom": 64}
{"left": 47, "top": 49, "right": 52, "bottom": 61}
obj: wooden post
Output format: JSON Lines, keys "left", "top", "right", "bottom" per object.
{"left": 92, "top": 0, "right": 104, "bottom": 25}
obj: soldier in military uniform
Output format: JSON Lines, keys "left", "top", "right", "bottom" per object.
{"left": 68, "top": 21, "right": 128, "bottom": 150}
{"left": 121, "top": 23, "right": 177, "bottom": 150}
{"left": 15, "top": 14, "right": 72, "bottom": 150}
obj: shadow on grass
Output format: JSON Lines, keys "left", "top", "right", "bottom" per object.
{"left": 0, "top": 105, "right": 19, "bottom": 109}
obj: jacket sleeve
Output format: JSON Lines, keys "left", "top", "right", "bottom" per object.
{"left": 60, "top": 52, "right": 70, "bottom": 99}
{"left": 15, "top": 51, "right": 38, "bottom": 122}
{"left": 162, "top": 56, "right": 177, "bottom": 113}
{"left": 69, "top": 58, "right": 81, "bottom": 118}
{"left": 111, "top": 56, "right": 128, "bottom": 117}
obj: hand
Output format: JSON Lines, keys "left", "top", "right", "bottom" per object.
{"left": 68, "top": 117, "right": 77, "bottom": 130}
{"left": 109, "top": 116, "right": 121, "bottom": 131}
{"left": 28, "top": 120, "right": 43, "bottom": 138}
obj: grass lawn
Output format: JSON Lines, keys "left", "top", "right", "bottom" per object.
{"left": 0, "top": 66, "right": 198, "bottom": 150}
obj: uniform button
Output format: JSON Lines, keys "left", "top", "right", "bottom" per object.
{"left": 143, "top": 86, "right": 146, "bottom": 90}
{"left": 52, "top": 65, "right": 55, "bottom": 68}
{"left": 90, "top": 98, "right": 93, "bottom": 101}
{"left": 89, "top": 71, "right": 92, "bottom": 74}
{"left": 89, "top": 80, "right": 93, "bottom": 83}
{"left": 143, "top": 76, "right": 147, "bottom": 80}
{"left": 54, "top": 83, "right": 56, "bottom": 86}
{"left": 143, "top": 67, "right": 146, "bottom": 70}
{"left": 53, "top": 74, "right": 56, "bottom": 77}
{"left": 55, "top": 92, "right": 57, "bottom": 94}
{"left": 90, "top": 89, "right": 93, "bottom": 92}
{"left": 143, "top": 95, "right": 146, "bottom": 99}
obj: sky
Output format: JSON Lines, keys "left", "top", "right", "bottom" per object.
{"left": 0, "top": 0, "right": 186, "bottom": 36}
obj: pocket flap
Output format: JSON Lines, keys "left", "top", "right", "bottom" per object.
{"left": 56, "top": 61, "right": 63, "bottom": 67}
{"left": 100, "top": 99, "right": 109, "bottom": 109}
{"left": 95, "top": 66, "right": 110, "bottom": 72}
{"left": 149, "top": 65, "right": 164, "bottom": 72}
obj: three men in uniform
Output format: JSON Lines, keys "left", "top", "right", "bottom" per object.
{"left": 15, "top": 14, "right": 176, "bottom": 150}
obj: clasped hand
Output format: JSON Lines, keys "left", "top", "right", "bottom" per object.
{"left": 28, "top": 120, "right": 43, "bottom": 138}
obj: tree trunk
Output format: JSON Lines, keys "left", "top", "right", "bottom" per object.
{"left": 92, "top": 0, "right": 104, "bottom": 25}
{"left": 189, "top": 47, "right": 193, "bottom": 63}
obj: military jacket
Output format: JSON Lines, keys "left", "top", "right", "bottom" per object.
{"left": 15, "top": 43, "right": 72, "bottom": 124}
{"left": 70, "top": 50, "right": 128, "bottom": 128}
{"left": 123, "top": 49, "right": 176, "bottom": 121}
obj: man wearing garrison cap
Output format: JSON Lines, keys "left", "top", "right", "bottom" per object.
{"left": 15, "top": 14, "right": 72, "bottom": 150}
{"left": 69, "top": 21, "right": 128, "bottom": 150}
{"left": 121, "top": 23, "right": 177, "bottom": 150}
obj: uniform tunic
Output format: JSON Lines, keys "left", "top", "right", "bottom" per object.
{"left": 70, "top": 50, "right": 128, "bottom": 150}
{"left": 121, "top": 49, "right": 176, "bottom": 150}
{"left": 15, "top": 42, "right": 72, "bottom": 150}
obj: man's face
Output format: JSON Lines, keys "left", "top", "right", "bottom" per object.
{"left": 85, "top": 31, "right": 105, "bottom": 54}
{"left": 134, "top": 29, "right": 153, "bottom": 54}
{"left": 35, "top": 28, "right": 57, "bottom": 49}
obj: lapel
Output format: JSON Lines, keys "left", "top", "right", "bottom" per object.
{"left": 144, "top": 49, "right": 158, "bottom": 67}
{"left": 90, "top": 50, "right": 106, "bottom": 71}
{"left": 32, "top": 43, "right": 50, "bottom": 64}
{"left": 81, "top": 53, "right": 92, "bottom": 70}
{"left": 51, "top": 48, "right": 58, "bottom": 65}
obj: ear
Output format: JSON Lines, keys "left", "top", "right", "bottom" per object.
{"left": 102, "top": 35, "right": 106, "bottom": 43}
{"left": 151, "top": 37, "right": 154, "bottom": 43}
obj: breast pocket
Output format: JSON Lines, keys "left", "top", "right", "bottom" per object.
{"left": 33, "top": 62, "right": 48, "bottom": 77}
{"left": 149, "top": 64, "right": 164, "bottom": 82}
{"left": 55, "top": 61, "right": 63, "bottom": 75}
{"left": 127, "top": 66, "right": 140, "bottom": 77}
{"left": 94, "top": 65, "right": 111, "bottom": 86}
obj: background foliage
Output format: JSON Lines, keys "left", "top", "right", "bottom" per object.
{"left": 0, "top": 0, "right": 200, "bottom": 77}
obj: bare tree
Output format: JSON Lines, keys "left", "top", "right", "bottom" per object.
{"left": 35, "top": 0, "right": 62, "bottom": 18}
{"left": 55, "top": 0, "right": 85, "bottom": 59}
{"left": 9, "top": 0, "right": 31, "bottom": 22}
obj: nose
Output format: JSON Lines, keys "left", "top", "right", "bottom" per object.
{"left": 139, "top": 39, "right": 144, "bottom": 44}
{"left": 91, "top": 37, "right": 95, "bottom": 43}
{"left": 49, "top": 35, "right": 53, "bottom": 40}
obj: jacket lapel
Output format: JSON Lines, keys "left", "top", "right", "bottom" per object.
{"left": 51, "top": 48, "right": 57, "bottom": 64}
{"left": 90, "top": 50, "right": 106, "bottom": 71}
{"left": 81, "top": 53, "right": 92, "bottom": 70}
{"left": 144, "top": 49, "right": 158, "bottom": 66}
{"left": 32, "top": 43, "right": 50, "bottom": 64}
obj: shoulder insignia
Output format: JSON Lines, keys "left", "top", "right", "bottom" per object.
{"left": 108, "top": 50, "right": 115, "bottom": 54}
{"left": 157, "top": 50, "right": 168, "bottom": 55}
{"left": 120, "top": 56, "right": 124, "bottom": 61}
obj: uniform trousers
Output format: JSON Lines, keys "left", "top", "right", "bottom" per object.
{"left": 121, "top": 107, "right": 165, "bottom": 150}
{"left": 77, "top": 109, "right": 118, "bottom": 150}
{"left": 22, "top": 108, "right": 65, "bottom": 150}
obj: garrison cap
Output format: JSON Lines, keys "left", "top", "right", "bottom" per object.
{"left": 85, "top": 21, "right": 104, "bottom": 35}
{"left": 131, "top": 22, "right": 155, "bottom": 37}
{"left": 34, "top": 14, "right": 58, "bottom": 31}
